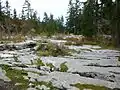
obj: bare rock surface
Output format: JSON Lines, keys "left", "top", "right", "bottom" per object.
{"left": 0, "top": 38, "right": 120, "bottom": 90}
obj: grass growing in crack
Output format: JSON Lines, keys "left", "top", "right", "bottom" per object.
{"left": 72, "top": 83, "right": 110, "bottom": 90}
{"left": 46, "top": 63, "right": 55, "bottom": 71}
{"left": 60, "top": 62, "right": 68, "bottom": 72}
{"left": 46, "top": 63, "right": 55, "bottom": 68}
{"left": 13, "top": 56, "right": 19, "bottom": 62}
{"left": 35, "top": 58, "right": 45, "bottom": 66}
{"left": 1, "top": 64, "right": 29, "bottom": 90}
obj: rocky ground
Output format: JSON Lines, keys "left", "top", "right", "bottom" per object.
{"left": 0, "top": 35, "right": 120, "bottom": 90}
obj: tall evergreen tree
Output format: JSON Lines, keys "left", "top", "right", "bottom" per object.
{"left": 66, "top": 0, "right": 82, "bottom": 34}
{"left": 0, "top": 0, "right": 4, "bottom": 21}
{"left": 43, "top": 12, "right": 49, "bottom": 23}
{"left": 23, "top": 0, "right": 32, "bottom": 19}
{"left": 5, "top": 0, "right": 11, "bottom": 17}
{"left": 112, "top": 0, "right": 120, "bottom": 47}
{"left": 66, "top": 0, "right": 75, "bottom": 33}
{"left": 81, "top": 0, "right": 97, "bottom": 37}
{"left": 13, "top": 8, "right": 17, "bottom": 19}
{"left": 21, "top": 9, "right": 25, "bottom": 20}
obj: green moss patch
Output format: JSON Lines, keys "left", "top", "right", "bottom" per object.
{"left": 72, "top": 83, "right": 110, "bottom": 90}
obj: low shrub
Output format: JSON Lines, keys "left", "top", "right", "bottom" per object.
{"left": 60, "top": 62, "right": 68, "bottom": 72}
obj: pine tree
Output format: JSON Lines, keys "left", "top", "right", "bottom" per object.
{"left": 66, "top": 0, "right": 75, "bottom": 33}
{"left": 0, "top": 0, "right": 2, "bottom": 15}
{"left": 21, "top": 9, "right": 25, "bottom": 20}
{"left": 5, "top": 0, "right": 11, "bottom": 17}
{"left": 112, "top": 0, "right": 120, "bottom": 47}
{"left": 32, "top": 11, "right": 37, "bottom": 20}
{"left": 56, "top": 16, "right": 64, "bottom": 33}
{"left": 66, "top": 0, "right": 82, "bottom": 34}
{"left": 81, "top": 0, "right": 97, "bottom": 37}
{"left": 23, "top": 0, "right": 33, "bottom": 19}
{"left": 43, "top": 12, "right": 49, "bottom": 23}
{"left": 13, "top": 8, "right": 17, "bottom": 19}
{"left": 0, "top": 0, "right": 4, "bottom": 21}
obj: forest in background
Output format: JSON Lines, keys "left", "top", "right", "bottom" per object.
{"left": 0, "top": 0, "right": 120, "bottom": 47}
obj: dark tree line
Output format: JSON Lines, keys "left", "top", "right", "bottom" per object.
{"left": 66, "top": 0, "right": 120, "bottom": 47}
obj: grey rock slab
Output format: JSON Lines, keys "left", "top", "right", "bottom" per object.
{"left": 41, "top": 56, "right": 120, "bottom": 74}
{"left": 67, "top": 45, "right": 101, "bottom": 51}
{"left": 18, "top": 54, "right": 37, "bottom": 64}
{"left": 0, "top": 40, "right": 36, "bottom": 51}
{"left": 25, "top": 68, "right": 49, "bottom": 75}
{"left": 0, "top": 53, "right": 14, "bottom": 58}
{"left": 28, "top": 72, "right": 40, "bottom": 79}
{"left": 27, "top": 88, "right": 36, "bottom": 90}
{"left": 48, "top": 39, "right": 67, "bottom": 45}
{"left": 34, "top": 72, "right": 120, "bottom": 89}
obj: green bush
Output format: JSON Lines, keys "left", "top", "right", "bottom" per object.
{"left": 37, "top": 43, "right": 71, "bottom": 57}
{"left": 46, "top": 63, "right": 55, "bottom": 69}
{"left": 60, "top": 62, "right": 68, "bottom": 72}
{"left": 36, "top": 58, "right": 45, "bottom": 66}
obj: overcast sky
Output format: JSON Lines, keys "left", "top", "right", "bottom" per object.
{"left": 7, "top": 0, "right": 85, "bottom": 19}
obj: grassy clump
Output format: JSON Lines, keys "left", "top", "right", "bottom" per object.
{"left": 72, "top": 83, "right": 110, "bottom": 90}
{"left": 35, "top": 58, "right": 45, "bottom": 66}
{"left": 46, "top": 63, "right": 55, "bottom": 69}
{"left": 60, "top": 62, "right": 68, "bottom": 72}
{"left": 37, "top": 43, "right": 71, "bottom": 57}
{"left": 1, "top": 64, "right": 29, "bottom": 90}
{"left": 38, "top": 50, "right": 51, "bottom": 56}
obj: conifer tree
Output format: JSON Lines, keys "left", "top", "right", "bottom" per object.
{"left": 13, "top": 8, "right": 17, "bottom": 19}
